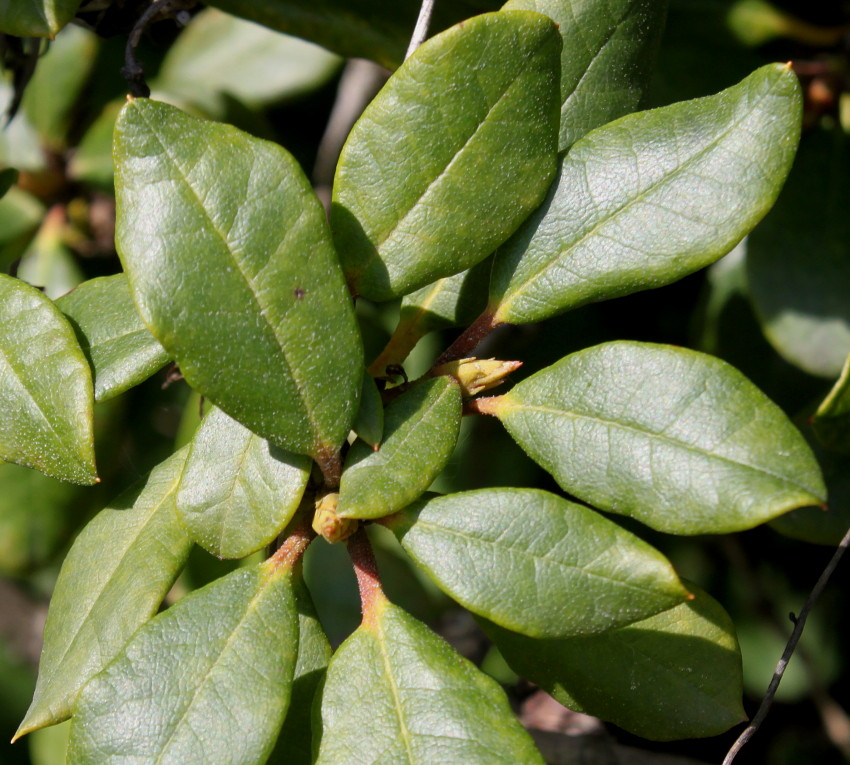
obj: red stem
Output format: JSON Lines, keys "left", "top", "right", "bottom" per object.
{"left": 432, "top": 309, "right": 500, "bottom": 367}
{"left": 346, "top": 527, "right": 385, "bottom": 627}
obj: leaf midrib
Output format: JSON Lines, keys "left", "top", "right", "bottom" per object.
{"left": 496, "top": 68, "right": 786, "bottom": 316}
{"left": 133, "top": 106, "right": 323, "bottom": 452}
{"left": 352, "top": 31, "right": 552, "bottom": 280}
{"left": 502, "top": 398, "right": 820, "bottom": 498}
{"left": 375, "top": 619, "right": 417, "bottom": 763}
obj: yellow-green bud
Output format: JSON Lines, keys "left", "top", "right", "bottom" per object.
{"left": 432, "top": 357, "right": 522, "bottom": 398}
{"left": 312, "top": 492, "right": 358, "bottom": 544}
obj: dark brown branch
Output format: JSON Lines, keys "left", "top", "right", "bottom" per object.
{"left": 122, "top": 0, "right": 197, "bottom": 97}
{"left": 723, "top": 523, "right": 850, "bottom": 764}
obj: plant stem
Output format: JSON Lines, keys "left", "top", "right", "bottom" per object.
{"left": 270, "top": 522, "right": 316, "bottom": 571}
{"left": 405, "top": 0, "right": 437, "bottom": 60}
{"left": 314, "top": 447, "right": 343, "bottom": 490}
{"left": 723, "top": 522, "right": 850, "bottom": 764}
{"left": 347, "top": 527, "right": 386, "bottom": 628}
{"left": 432, "top": 309, "right": 500, "bottom": 368}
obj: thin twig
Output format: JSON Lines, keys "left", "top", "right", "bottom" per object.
{"left": 405, "top": 0, "right": 436, "bottom": 60}
{"left": 723, "top": 523, "right": 850, "bottom": 764}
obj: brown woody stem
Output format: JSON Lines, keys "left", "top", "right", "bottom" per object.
{"left": 314, "top": 447, "right": 342, "bottom": 490}
{"left": 270, "top": 522, "right": 316, "bottom": 571}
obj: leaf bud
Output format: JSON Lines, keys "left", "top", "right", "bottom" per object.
{"left": 432, "top": 357, "right": 522, "bottom": 398}
{"left": 312, "top": 491, "right": 358, "bottom": 544}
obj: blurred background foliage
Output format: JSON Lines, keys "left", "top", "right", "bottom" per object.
{"left": 1, "top": 1, "right": 850, "bottom": 763}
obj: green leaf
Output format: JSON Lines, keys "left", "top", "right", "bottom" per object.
{"left": 813, "top": 354, "right": 850, "bottom": 455}
{"left": 204, "top": 0, "right": 501, "bottom": 69}
{"left": 353, "top": 372, "right": 384, "bottom": 449}
{"left": 155, "top": 8, "right": 341, "bottom": 117}
{"left": 338, "top": 377, "right": 462, "bottom": 519}
{"left": 332, "top": 11, "right": 561, "bottom": 301}
{"left": 502, "top": 0, "right": 669, "bottom": 150}
{"left": 56, "top": 274, "right": 170, "bottom": 402}
{"left": 387, "top": 488, "right": 687, "bottom": 637}
{"left": 270, "top": 577, "right": 332, "bottom": 765}
{"left": 488, "top": 341, "right": 825, "bottom": 534}
{"left": 15, "top": 449, "right": 192, "bottom": 738}
{"left": 489, "top": 63, "right": 802, "bottom": 325}
{"left": 67, "top": 101, "right": 121, "bottom": 190}
{"left": 0, "top": 274, "right": 96, "bottom": 484}
{"left": 0, "top": 461, "right": 79, "bottom": 575}
{"left": 0, "top": 0, "right": 81, "bottom": 36}
{"left": 16, "top": 208, "right": 84, "bottom": 300}
{"left": 68, "top": 561, "right": 299, "bottom": 763}
{"left": 746, "top": 126, "right": 850, "bottom": 378}
{"left": 771, "top": 434, "right": 850, "bottom": 546}
{"left": 21, "top": 24, "right": 98, "bottom": 149}
{"left": 114, "top": 98, "right": 362, "bottom": 459}
{"left": 314, "top": 599, "right": 543, "bottom": 764}
{"left": 483, "top": 585, "right": 746, "bottom": 740}
{"left": 177, "top": 407, "right": 311, "bottom": 558}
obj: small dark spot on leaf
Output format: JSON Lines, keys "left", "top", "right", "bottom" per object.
{"left": 295, "top": 288, "right": 305, "bottom": 299}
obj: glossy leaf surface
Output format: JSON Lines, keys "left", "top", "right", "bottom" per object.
{"left": 16, "top": 450, "right": 192, "bottom": 737}
{"left": 177, "top": 407, "right": 311, "bottom": 558}
{"left": 491, "top": 341, "right": 825, "bottom": 533}
{"left": 389, "top": 488, "right": 686, "bottom": 637}
{"left": 114, "top": 98, "right": 362, "bottom": 458}
{"left": 490, "top": 63, "right": 802, "bottom": 325}
{"left": 0, "top": 0, "right": 81, "bottom": 36}
{"left": 315, "top": 600, "right": 543, "bottom": 764}
{"left": 333, "top": 11, "right": 561, "bottom": 301}
{"left": 338, "top": 377, "right": 462, "bottom": 519}
{"left": 0, "top": 274, "right": 96, "bottom": 484}
{"left": 747, "top": 127, "right": 850, "bottom": 378}
{"left": 484, "top": 586, "right": 745, "bottom": 740}
{"left": 205, "top": 0, "right": 500, "bottom": 69}
{"left": 57, "top": 274, "right": 169, "bottom": 402}
{"left": 502, "top": 0, "right": 668, "bottom": 150}
{"left": 813, "top": 354, "right": 850, "bottom": 455}
{"left": 69, "top": 561, "right": 298, "bottom": 763}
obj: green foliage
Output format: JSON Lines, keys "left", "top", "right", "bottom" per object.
{"left": 1, "top": 0, "right": 846, "bottom": 762}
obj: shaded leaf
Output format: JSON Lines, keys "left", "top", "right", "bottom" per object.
{"left": 0, "top": 461, "right": 79, "bottom": 575}
{"left": 333, "top": 11, "right": 561, "bottom": 301}
{"left": 387, "top": 488, "right": 687, "bottom": 637}
{"left": 338, "top": 377, "right": 462, "bottom": 519}
{"left": 484, "top": 585, "right": 746, "bottom": 740}
{"left": 114, "top": 98, "right": 362, "bottom": 458}
{"left": 67, "top": 101, "right": 121, "bottom": 190}
{"left": 747, "top": 126, "right": 850, "bottom": 378}
{"left": 490, "top": 63, "right": 802, "bottom": 325}
{"left": 488, "top": 341, "right": 825, "bottom": 534}
{"left": 502, "top": 0, "right": 669, "bottom": 150}
{"left": 0, "top": 273, "right": 96, "bottom": 484}
{"left": 21, "top": 24, "right": 98, "bottom": 149}
{"left": 205, "top": 0, "right": 501, "bottom": 69}
{"left": 0, "top": 0, "right": 81, "bottom": 37}
{"left": 177, "top": 407, "right": 311, "bottom": 558}
{"left": 69, "top": 561, "right": 299, "bottom": 763}
{"left": 57, "top": 273, "right": 170, "bottom": 402}
{"left": 156, "top": 8, "right": 341, "bottom": 117}
{"left": 314, "top": 599, "right": 543, "bottom": 764}
{"left": 372, "top": 257, "right": 493, "bottom": 374}
{"left": 15, "top": 449, "right": 192, "bottom": 738}
{"left": 16, "top": 207, "right": 83, "bottom": 300}
{"left": 813, "top": 353, "right": 850, "bottom": 455}
{"left": 0, "top": 167, "right": 17, "bottom": 198}
{"left": 269, "top": 577, "right": 332, "bottom": 765}
{"left": 353, "top": 372, "right": 384, "bottom": 449}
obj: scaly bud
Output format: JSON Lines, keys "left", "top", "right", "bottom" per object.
{"left": 432, "top": 357, "right": 522, "bottom": 398}
{"left": 312, "top": 491, "right": 358, "bottom": 544}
